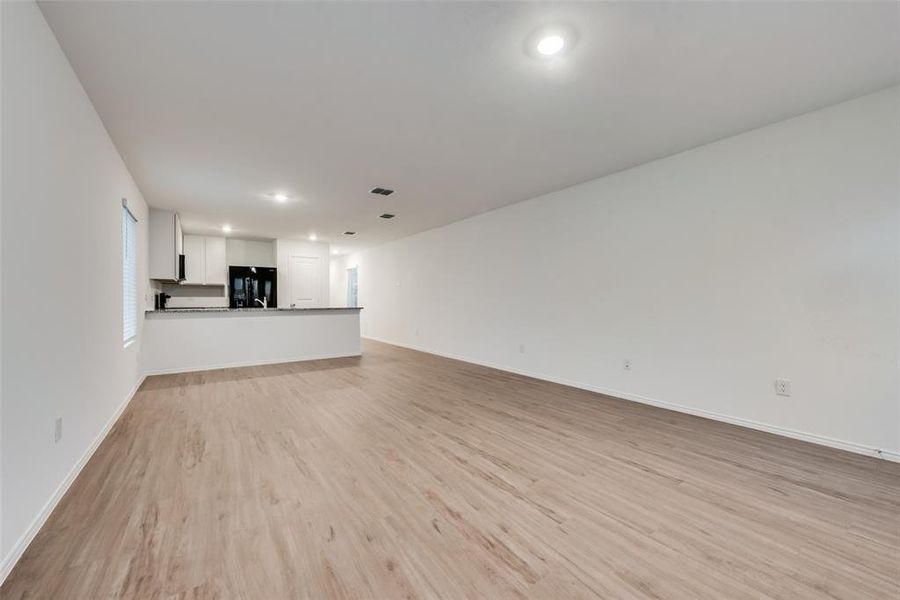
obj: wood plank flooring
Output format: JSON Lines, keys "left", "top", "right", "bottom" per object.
{"left": 3, "top": 339, "right": 898, "bottom": 599}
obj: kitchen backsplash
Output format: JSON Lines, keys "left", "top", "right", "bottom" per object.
{"left": 161, "top": 283, "right": 229, "bottom": 308}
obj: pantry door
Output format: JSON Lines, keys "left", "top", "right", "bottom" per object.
{"left": 290, "top": 256, "right": 320, "bottom": 307}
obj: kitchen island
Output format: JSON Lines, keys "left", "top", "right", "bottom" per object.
{"left": 143, "top": 307, "right": 362, "bottom": 375}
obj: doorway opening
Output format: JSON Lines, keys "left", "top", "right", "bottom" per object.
{"left": 346, "top": 267, "right": 358, "bottom": 307}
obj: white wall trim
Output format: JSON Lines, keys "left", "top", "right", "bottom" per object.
{"left": 142, "top": 351, "right": 362, "bottom": 377}
{"left": 364, "top": 336, "right": 899, "bottom": 463}
{"left": 0, "top": 375, "right": 147, "bottom": 585}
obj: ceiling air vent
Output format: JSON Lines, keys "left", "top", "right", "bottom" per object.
{"left": 343, "top": 231, "right": 356, "bottom": 235}
{"left": 379, "top": 213, "right": 395, "bottom": 219}
{"left": 370, "top": 187, "right": 394, "bottom": 196}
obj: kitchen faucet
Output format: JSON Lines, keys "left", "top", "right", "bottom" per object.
{"left": 255, "top": 298, "right": 268, "bottom": 309}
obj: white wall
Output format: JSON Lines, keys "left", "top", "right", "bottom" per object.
{"left": 1, "top": 0, "right": 150, "bottom": 577}
{"left": 329, "top": 254, "right": 351, "bottom": 307}
{"left": 275, "top": 238, "right": 331, "bottom": 308}
{"left": 341, "top": 87, "right": 900, "bottom": 458}
{"left": 0, "top": 0, "right": 4, "bottom": 568}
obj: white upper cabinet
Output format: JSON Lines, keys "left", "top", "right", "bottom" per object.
{"left": 204, "top": 237, "right": 227, "bottom": 285}
{"left": 182, "top": 234, "right": 226, "bottom": 286}
{"left": 149, "top": 208, "right": 184, "bottom": 281}
{"left": 183, "top": 235, "right": 205, "bottom": 285}
{"left": 175, "top": 213, "right": 184, "bottom": 256}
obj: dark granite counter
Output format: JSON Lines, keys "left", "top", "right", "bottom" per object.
{"left": 146, "top": 307, "right": 362, "bottom": 317}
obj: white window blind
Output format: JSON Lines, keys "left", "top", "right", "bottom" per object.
{"left": 123, "top": 203, "right": 138, "bottom": 345}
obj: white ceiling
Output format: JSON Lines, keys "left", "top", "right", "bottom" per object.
{"left": 40, "top": 1, "right": 900, "bottom": 253}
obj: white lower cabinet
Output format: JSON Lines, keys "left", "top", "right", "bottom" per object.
{"left": 183, "top": 234, "right": 227, "bottom": 286}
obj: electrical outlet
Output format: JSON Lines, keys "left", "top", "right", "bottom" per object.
{"left": 775, "top": 379, "right": 791, "bottom": 396}
{"left": 623, "top": 359, "right": 632, "bottom": 371}
{"left": 54, "top": 416, "right": 63, "bottom": 443}
{"left": 519, "top": 344, "right": 525, "bottom": 354}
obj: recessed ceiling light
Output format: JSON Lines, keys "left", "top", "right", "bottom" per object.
{"left": 343, "top": 231, "right": 356, "bottom": 235}
{"left": 308, "top": 234, "right": 317, "bottom": 241}
{"left": 537, "top": 35, "right": 565, "bottom": 56}
{"left": 273, "top": 193, "right": 289, "bottom": 202}
{"left": 222, "top": 224, "right": 233, "bottom": 233}
{"left": 379, "top": 213, "right": 395, "bottom": 219}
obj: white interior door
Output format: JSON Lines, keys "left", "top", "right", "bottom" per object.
{"left": 290, "top": 256, "right": 320, "bottom": 307}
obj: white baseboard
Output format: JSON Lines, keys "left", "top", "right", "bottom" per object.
{"left": 0, "top": 375, "right": 147, "bottom": 585}
{"left": 142, "top": 351, "right": 362, "bottom": 376}
{"left": 363, "top": 336, "right": 899, "bottom": 463}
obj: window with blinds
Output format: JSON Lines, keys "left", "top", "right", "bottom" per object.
{"left": 123, "top": 203, "right": 138, "bottom": 345}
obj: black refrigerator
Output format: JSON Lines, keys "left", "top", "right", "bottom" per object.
{"left": 229, "top": 266, "right": 277, "bottom": 308}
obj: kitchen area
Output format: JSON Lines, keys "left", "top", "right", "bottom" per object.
{"left": 143, "top": 208, "right": 361, "bottom": 374}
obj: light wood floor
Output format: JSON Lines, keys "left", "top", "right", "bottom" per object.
{"left": 3, "top": 340, "right": 898, "bottom": 599}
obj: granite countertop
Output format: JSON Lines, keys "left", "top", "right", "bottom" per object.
{"left": 146, "top": 307, "right": 362, "bottom": 314}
